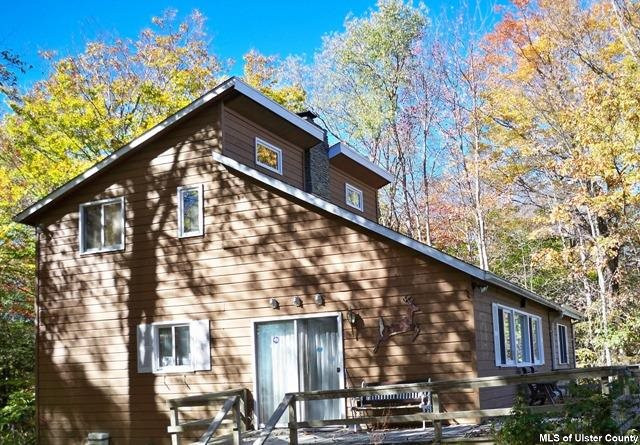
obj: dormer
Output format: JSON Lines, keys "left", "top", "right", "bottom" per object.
{"left": 219, "top": 81, "right": 324, "bottom": 192}
{"left": 203, "top": 78, "right": 393, "bottom": 223}
{"left": 327, "top": 142, "right": 393, "bottom": 221}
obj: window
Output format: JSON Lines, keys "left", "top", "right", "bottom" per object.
{"left": 79, "top": 197, "right": 125, "bottom": 253}
{"left": 177, "top": 184, "right": 204, "bottom": 237}
{"left": 557, "top": 324, "right": 569, "bottom": 365}
{"left": 255, "top": 138, "right": 283, "bottom": 174}
{"left": 345, "top": 183, "right": 364, "bottom": 211}
{"left": 492, "top": 303, "right": 544, "bottom": 367}
{"left": 136, "top": 320, "right": 211, "bottom": 374}
{"left": 158, "top": 324, "right": 191, "bottom": 371}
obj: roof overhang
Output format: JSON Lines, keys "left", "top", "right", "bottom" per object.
{"left": 328, "top": 142, "right": 393, "bottom": 189}
{"left": 14, "top": 77, "right": 324, "bottom": 225}
{"left": 211, "top": 150, "right": 582, "bottom": 320}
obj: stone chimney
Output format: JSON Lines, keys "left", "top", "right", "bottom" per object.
{"left": 297, "top": 111, "right": 330, "bottom": 199}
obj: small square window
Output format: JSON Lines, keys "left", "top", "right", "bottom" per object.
{"left": 345, "top": 183, "right": 364, "bottom": 211}
{"left": 79, "top": 197, "right": 125, "bottom": 254}
{"left": 255, "top": 138, "right": 283, "bottom": 174}
{"left": 157, "top": 324, "right": 192, "bottom": 372}
{"left": 178, "top": 185, "right": 204, "bottom": 238}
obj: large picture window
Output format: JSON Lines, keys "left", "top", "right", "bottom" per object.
{"left": 79, "top": 197, "right": 125, "bottom": 253}
{"left": 177, "top": 184, "right": 204, "bottom": 238}
{"left": 255, "top": 137, "right": 283, "bottom": 174}
{"left": 557, "top": 324, "right": 569, "bottom": 365}
{"left": 492, "top": 303, "right": 544, "bottom": 367}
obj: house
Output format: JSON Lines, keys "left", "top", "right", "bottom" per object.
{"left": 15, "top": 77, "right": 581, "bottom": 444}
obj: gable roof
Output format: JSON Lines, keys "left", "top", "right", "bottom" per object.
{"left": 13, "top": 75, "right": 581, "bottom": 319}
{"left": 14, "top": 77, "right": 324, "bottom": 224}
{"left": 211, "top": 150, "right": 582, "bottom": 320}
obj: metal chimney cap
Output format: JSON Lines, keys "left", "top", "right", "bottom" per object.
{"left": 296, "top": 110, "right": 318, "bottom": 121}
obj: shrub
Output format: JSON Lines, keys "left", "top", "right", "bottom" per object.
{"left": 495, "top": 382, "right": 637, "bottom": 445}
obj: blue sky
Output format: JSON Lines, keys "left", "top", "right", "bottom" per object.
{"left": 1, "top": 0, "right": 504, "bottom": 89}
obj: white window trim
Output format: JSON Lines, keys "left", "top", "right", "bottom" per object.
{"left": 255, "top": 137, "right": 283, "bottom": 175}
{"left": 78, "top": 196, "right": 125, "bottom": 255}
{"left": 177, "top": 184, "right": 205, "bottom": 238}
{"left": 151, "top": 320, "right": 195, "bottom": 374}
{"left": 492, "top": 303, "right": 544, "bottom": 367}
{"left": 557, "top": 324, "right": 569, "bottom": 365}
{"left": 345, "top": 183, "right": 364, "bottom": 212}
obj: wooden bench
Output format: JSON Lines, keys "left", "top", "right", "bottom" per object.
{"left": 351, "top": 379, "right": 433, "bottom": 428}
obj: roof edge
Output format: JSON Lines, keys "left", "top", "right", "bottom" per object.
{"left": 14, "top": 76, "right": 324, "bottom": 224}
{"left": 328, "top": 142, "right": 394, "bottom": 185}
{"left": 232, "top": 78, "right": 325, "bottom": 140}
{"left": 211, "top": 150, "right": 582, "bottom": 320}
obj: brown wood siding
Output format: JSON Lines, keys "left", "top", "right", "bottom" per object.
{"left": 329, "top": 168, "right": 378, "bottom": 221}
{"left": 35, "top": 100, "right": 481, "bottom": 444}
{"left": 221, "top": 105, "right": 305, "bottom": 189}
{"left": 472, "top": 286, "right": 575, "bottom": 409}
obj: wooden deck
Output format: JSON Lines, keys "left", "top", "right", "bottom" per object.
{"left": 210, "top": 425, "right": 494, "bottom": 444}
{"left": 167, "top": 366, "right": 640, "bottom": 445}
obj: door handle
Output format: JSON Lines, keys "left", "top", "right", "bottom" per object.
{"left": 337, "top": 367, "right": 341, "bottom": 373}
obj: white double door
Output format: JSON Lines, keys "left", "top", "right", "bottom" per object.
{"left": 254, "top": 315, "right": 344, "bottom": 426}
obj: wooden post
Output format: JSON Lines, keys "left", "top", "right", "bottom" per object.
{"left": 432, "top": 392, "right": 442, "bottom": 444}
{"left": 622, "top": 375, "right": 631, "bottom": 397}
{"left": 288, "top": 396, "right": 298, "bottom": 445}
{"left": 241, "top": 387, "right": 251, "bottom": 430}
{"left": 233, "top": 397, "right": 242, "bottom": 445}
{"left": 169, "top": 406, "right": 180, "bottom": 445}
{"left": 600, "top": 376, "right": 610, "bottom": 396}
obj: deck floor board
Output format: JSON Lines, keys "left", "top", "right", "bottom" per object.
{"left": 207, "top": 424, "right": 494, "bottom": 444}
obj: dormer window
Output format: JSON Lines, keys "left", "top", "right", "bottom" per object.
{"left": 345, "top": 183, "right": 364, "bottom": 211}
{"left": 255, "top": 138, "right": 283, "bottom": 174}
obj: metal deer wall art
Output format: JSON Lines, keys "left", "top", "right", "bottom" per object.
{"left": 373, "top": 296, "right": 421, "bottom": 353}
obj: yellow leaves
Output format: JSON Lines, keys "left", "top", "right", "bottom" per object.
{"left": 242, "top": 50, "right": 307, "bottom": 112}
{"left": 531, "top": 246, "right": 567, "bottom": 270}
{"left": 0, "top": 8, "right": 223, "bottom": 219}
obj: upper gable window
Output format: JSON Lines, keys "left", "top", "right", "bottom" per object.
{"left": 255, "top": 137, "right": 283, "bottom": 174}
{"left": 178, "top": 184, "right": 204, "bottom": 238}
{"left": 345, "top": 183, "right": 364, "bottom": 212}
{"left": 79, "top": 197, "right": 125, "bottom": 254}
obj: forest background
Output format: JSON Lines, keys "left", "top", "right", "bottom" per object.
{"left": 1, "top": 0, "right": 639, "bottom": 441}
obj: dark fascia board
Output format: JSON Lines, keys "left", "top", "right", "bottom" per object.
{"left": 14, "top": 77, "right": 324, "bottom": 224}
{"left": 211, "top": 150, "right": 583, "bottom": 320}
{"left": 328, "top": 142, "right": 393, "bottom": 186}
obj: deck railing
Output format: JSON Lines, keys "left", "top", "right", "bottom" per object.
{"left": 167, "top": 388, "right": 251, "bottom": 445}
{"left": 254, "top": 365, "right": 640, "bottom": 445}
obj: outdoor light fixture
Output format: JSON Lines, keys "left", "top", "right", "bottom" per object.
{"left": 269, "top": 298, "right": 279, "bottom": 309}
{"left": 472, "top": 282, "right": 489, "bottom": 293}
{"left": 293, "top": 296, "right": 303, "bottom": 307}
{"left": 314, "top": 293, "right": 325, "bottom": 307}
{"left": 347, "top": 307, "right": 358, "bottom": 325}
